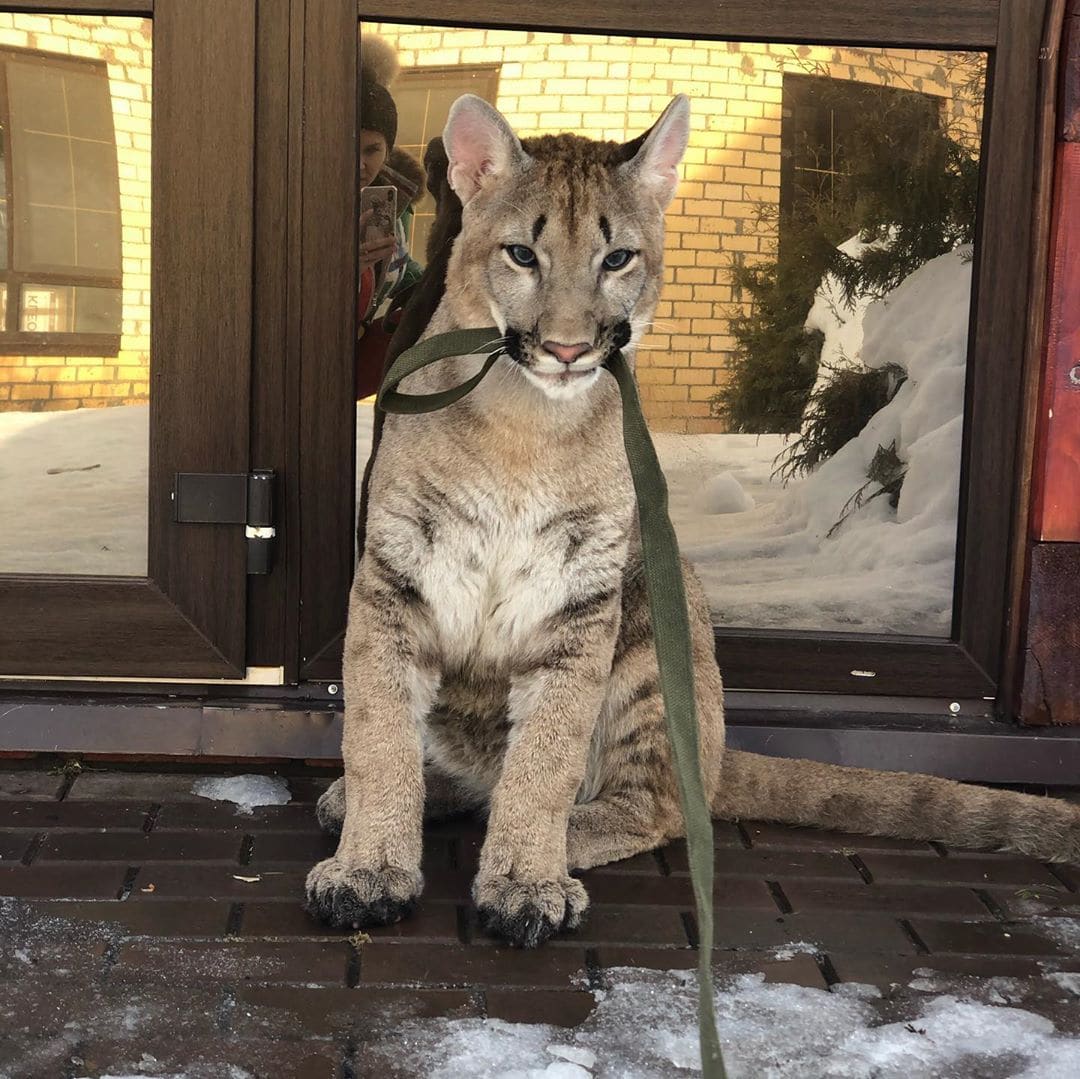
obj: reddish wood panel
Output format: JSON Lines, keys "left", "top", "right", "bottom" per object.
{"left": 1034, "top": 11, "right": 1080, "bottom": 540}
{"left": 1019, "top": 544, "right": 1080, "bottom": 724}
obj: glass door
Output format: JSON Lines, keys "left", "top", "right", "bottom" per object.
{"left": 293, "top": 0, "right": 1042, "bottom": 707}
{"left": 0, "top": 0, "right": 259, "bottom": 679}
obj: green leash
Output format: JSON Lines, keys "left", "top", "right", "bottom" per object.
{"left": 377, "top": 328, "right": 726, "bottom": 1079}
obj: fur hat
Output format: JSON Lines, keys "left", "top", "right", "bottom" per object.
{"left": 359, "top": 32, "right": 399, "bottom": 148}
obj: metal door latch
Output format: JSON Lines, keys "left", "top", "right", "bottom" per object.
{"left": 172, "top": 469, "right": 277, "bottom": 574}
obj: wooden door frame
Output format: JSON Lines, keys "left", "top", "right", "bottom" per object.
{"left": 0, "top": 0, "right": 257, "bottom": 679}
{"left": 294, "top": 0, "right": 1048, "bottom": 703}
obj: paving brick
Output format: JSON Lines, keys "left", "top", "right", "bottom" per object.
{"left": 780, "top": 880, "right": 988, "bottom": 917}
{"left": 358, "top": 942, "right": 588, "bottom": 989}
{"left": 0, "top": 980, "right": 228, "bottom": 1042}
{"left": 68, "top": 770, "right": 242, "bottom": 802}
{"left": 583, "top": 872, "right": 777, "bottom": 909}
{"left": 857, "top": 851, "right": 1062, "bottom": 888}
{"left": 241, "top": 899, "right": 461, "bottom": 944}
{"left": 671, "top": 846, "right": 865, "bottom": 881}
{"left": 246, "top": 830, "right": 337, "bottom": 864}
{"left": 594, "top": 946, "right": 830, "bottom": 990}
{"left": 0, "top": 800, "right": 149, "bottom": 830}
{"left": 248, "top": 830, "right": 455, "bottom": 874}
{"left": 0, "top": 863, "right": 129, "bottom": 899}
{"left": 771, "top": 912, "right": 920, "bottom": 955}
{"left": 827, "top": 951, "right": 1050, "bottom": 988}
{"left": 0, "top": 834, "right": 31, "bottom": 862}
{"left": 233, "top": 986, "right": 478, "bottom": 1038}
{"left": 23, "top": 898, "right": 231, "bottom": 936}
{"left": 284, "top": 775, "right": 335, "bottom": 804}
{"left": 469, "top": 903, "right": 690, "bottom": 947}
{"left": 127, "top": 864, "right": 308, "bottom": 900}
{"left": 113, "top": 938, "right": 350, "bottom": 984}
{"left": 67, "top": 1038, "right": 343, "bottom": 1079}
{"left": 153, "top": 802, "right": 320, "bottom": 832}
{"left": 39, "top": 830, "right": 243, "bottom": 862}
{"left": 740, "top": 822, "right": 935, "bottom": 853}
{"left": 908, "top": 918, "right": 1071, "bottom": 957}
{"left": 983, "top": 885, "right": 1080, "bottom": 919}
{"left": 0, "top": 771, "right": 63, "bottom": 800}
{"left": 484, "top": 989, "right": 597, "bottom": 1026}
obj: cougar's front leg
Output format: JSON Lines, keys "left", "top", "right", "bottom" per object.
{"left": 473, "top": 594, "right": 619, "bottom": 948}
{"left": 304, "top": 567, "right": 437, "bottom": 929}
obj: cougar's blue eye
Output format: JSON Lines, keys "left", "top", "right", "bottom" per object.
{"left": 505, "top": 244, "right": 538, "bottom": 267}
{"left": 602, "top": 249, "right": 635, "bottom": 271}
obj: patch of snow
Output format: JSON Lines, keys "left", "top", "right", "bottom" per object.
{"left": 802, "top": 234, "right": 883, "bottom": 405}
{"left": 359, "top": 966, "right": 1080, "bottom": 1079}
{"left": 769, "top": 941, "right": 819, "bottom": 961}
{"left": 1035, "top": 917, "right": 1080, "bottom": 952}
{"left": 696, "top": 472, "right": 754, "bottom": 515}
{"left": 1046, "top": 973, "right": 1080, "bottom": 997}
{"left": 190, "top": 774, "right": 291, "bottom": 815}
{"left": 548, "top": 1045, "right": 597, "bottom": 1069}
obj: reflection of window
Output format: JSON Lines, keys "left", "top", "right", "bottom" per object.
{"left": 0, "top": 49, "right": 122, "bottom": 355}
{"left": 392, "top": 65, "right": 500, "bottom": 263}
{"left": 780, "top": 74, "right": 940, "bottom": 233}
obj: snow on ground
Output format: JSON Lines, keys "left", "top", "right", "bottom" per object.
{"left": 189, "top": 774, "right": 291, "bottom": 814}
{"left": 3, "top": 248, "right": 970, "bottom": 636}
{"left": 359, "top": 966, "right": 1080, "bottom": 1079}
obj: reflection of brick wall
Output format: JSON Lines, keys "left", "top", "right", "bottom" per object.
{"left": 0, "top": 13, "right": 151, "bottom": 413}
{"left": 367, "top": 23, "right": 982, "bottom": 432}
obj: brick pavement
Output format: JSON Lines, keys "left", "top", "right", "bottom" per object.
{"left": 0, "top": 767, "right": 1078, "bottom": 1078}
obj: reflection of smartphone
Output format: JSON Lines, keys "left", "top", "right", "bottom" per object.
{"left": 360, "top": 184, "right": 397, "bottom": 247}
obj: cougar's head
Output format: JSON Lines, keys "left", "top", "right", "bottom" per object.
{"left": 443, "top": 94, "right": 690, "bottom": 401}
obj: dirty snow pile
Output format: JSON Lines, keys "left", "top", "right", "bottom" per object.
{"left": 190, "top": 774, "right": 291, "bottom": 814}
{"left": 362, "top": 966, "right": 1080, "bottom": 1079}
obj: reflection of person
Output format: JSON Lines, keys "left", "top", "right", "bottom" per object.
{"left": 356, "top": 35, "right": 424, "bottom": 397}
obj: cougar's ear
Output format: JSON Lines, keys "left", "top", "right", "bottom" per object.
{"left": 443, "top": 94, "right": 527, "bottom": 203}
{"left": 621, "top": 94, "right": 690, "bottom": 209}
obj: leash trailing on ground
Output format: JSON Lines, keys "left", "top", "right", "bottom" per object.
{"left": 377, "top": 326, "right": 726, "bottom": 1079}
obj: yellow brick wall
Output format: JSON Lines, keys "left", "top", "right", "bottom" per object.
{"left": 0, "top": 13, "right": 151, "bottom": 414}
{"left": 366, "top": 24, "right": 983, "bottom": 432}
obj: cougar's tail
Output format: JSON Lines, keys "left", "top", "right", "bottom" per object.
{"left": 714, "top": 749, "right": 1080, "bottom": 864}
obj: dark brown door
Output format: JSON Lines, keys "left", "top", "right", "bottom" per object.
{"left": 0, "top": 1, "right": 258, "bottom": 679}
{"left": 292, "top": 0, "right": 1044, "bottom": 712}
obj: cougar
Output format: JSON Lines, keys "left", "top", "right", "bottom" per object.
{"left": 305, "top": 93, "right": 1080, "bottom": 948}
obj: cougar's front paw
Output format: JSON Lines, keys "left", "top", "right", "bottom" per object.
{"left": 304, "top": 857, "right": 422, "bottom": 929}
{"left": 315, "top": 778, "right": 345, "bottom": 836}
{"left": 473, "top": 873, "right": 589, "bottom": 948}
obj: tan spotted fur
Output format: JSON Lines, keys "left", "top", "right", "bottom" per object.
{"left": 305, "top": 95, "right": 1080, "bottom": 947}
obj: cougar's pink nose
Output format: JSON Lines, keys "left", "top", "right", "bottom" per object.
{"left": 542, "top": 340, "right": 592, "bottom": 364}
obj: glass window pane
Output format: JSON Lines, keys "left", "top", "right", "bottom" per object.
{"left": 0, "top": 14, "right": 151, "bottom": 577}
{"left": 8, "top": 55, "right": 121, "bottom": 278}
{"left": 358, "top": 23, "right": 987, "bottom": 637}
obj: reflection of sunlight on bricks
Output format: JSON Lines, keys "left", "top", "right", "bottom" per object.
{"left": 365, "top": 22, "right": 984, "bottom": 433}
{"left": 0, "top": 12, "right": 151, "bottom": 415}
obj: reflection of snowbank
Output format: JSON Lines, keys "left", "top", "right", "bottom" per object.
{"left": 666, "top": 248, "right": 972, "bottom": 635}
{"left": 0, "top": 405, "right": 148, "bottom": 575}
{"left": 802, "top": 234, "right": 879, "bottom": 403}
